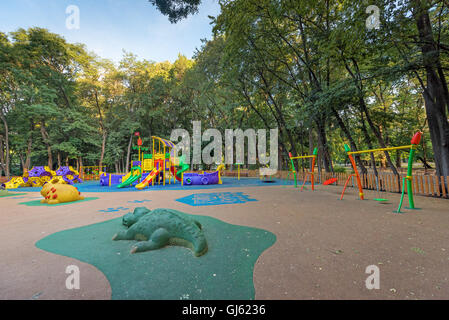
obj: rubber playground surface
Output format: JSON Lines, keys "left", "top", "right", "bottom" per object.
{"left": 13, "top": 177, "right": 292, "bottom": 193}
{"left": 1, "top": 177, "right": 449, "bottom": 300}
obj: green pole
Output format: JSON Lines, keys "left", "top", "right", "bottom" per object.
{"left": 406, "top": 146, "right": 416, "bottom": 209}
{"left": 396, "top": 177, "right": 406, "bottom": 213}
{"left": 396, "top": 132, "right": 421, "bottom": 213}
{"left": 288, "top": 153, "right": 297, "bottom": 188}
{"left": 395, "top": 147, "right": 415, "bottom": 213}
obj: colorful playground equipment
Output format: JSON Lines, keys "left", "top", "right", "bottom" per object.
{"left": 236, "top": 163, "right": 244, "bottom": 180}
{"left": 340, "top": 132, "right": 422, "bottom": 213}
{"left": 285, "top": 148, "right": 318, "bottom": 191}
{"left": 53, "top": 166, "right": 83, "bottom": 184}
{"left": 80, "top": 166, "right": 106, "bottom": 181}
{"left": 40, "top": 182, "right": 84, "bottom": 205}
{"left": 183, "top": 164, "right": 225, "bottom": 186}
{"left": 323, "top": 178, "right": 338, "bottom": 186}
{"left": 100, "top": 134, "right": 224, "bottom": 189}
{"left": 2, "top": 166, "right": 83, "bottom": 189}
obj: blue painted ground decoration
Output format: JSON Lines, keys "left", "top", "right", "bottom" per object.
{"left": 98, "top": 207, "right": 129, "bottom": 213}
{"left": 176, "top": 192, "right": 258, "bottom": 206}
{"left": 127, "top": 200, "right": 152, "bottom": 204}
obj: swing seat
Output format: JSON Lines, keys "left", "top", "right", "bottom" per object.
{"left": 323, "top": 178, "right": 337, "bottom": 185}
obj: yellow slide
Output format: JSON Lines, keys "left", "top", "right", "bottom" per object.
{"left": 135, "top": 168, "right": 161, "bottom": 190}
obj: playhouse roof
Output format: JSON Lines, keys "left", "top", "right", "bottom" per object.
{"left": 152, "top": 136, "right": 175, "bottom": 149}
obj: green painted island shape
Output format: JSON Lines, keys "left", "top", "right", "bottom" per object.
{"left": 36, "top": 208, "right": 276, "bottom": 300}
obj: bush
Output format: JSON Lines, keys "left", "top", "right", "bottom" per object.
{"left": 333, "top": 166, "right": 347, "bottom": 173}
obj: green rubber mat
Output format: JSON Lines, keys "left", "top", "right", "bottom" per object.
{"left": 36, "top": 212, "right": 276, "bottom": 300}
{"left": 19, "top": 197, "right": 99, "bottom": 207}
{"left": 0, "top": 191, "right": 27, "bottom": 198}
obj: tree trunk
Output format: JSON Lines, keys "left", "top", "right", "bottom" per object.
{"left": 125, "top": 134, "right": 133, "bottom": 174}
{"left": 358, "top": 96, "right": 399, "bottom": 176}
{"left": 78, "top": 157, "right": 83, "bottom": 178}
{"left": 360, "top": 112, "right": 378, "bottom": 178}
{"left": 95, "top": 90, "right": 107, "bottom": 169}
{"left": 99, "top": 132, "right": 107, "bottom": 169}
{"left": 315, "top": 116, "right": 332, "bottom": 172}
{"left": 24, "top": 136, "right": 32, "bottom": 171}
{"left": 0, "top": 113, "right": 10, "bottom": 178}
{"left": 40, "top": 121, "right": 53, "bottom": 169}
{"left": 309, "top": 128, "right": 315, "bottom": 172}
{"left": 342, "top": 56, "right": 399, "bottom": 175}
{"left": 414, "top": 0, "right": 449, "bottom": 181}
{"left": 0, "top": 135, "right": 5, "bottom": 176}
{"left": 395, "top": 150, "right": 402, "bottom": 168}
{"left": 331, "top": 106, "right": 367, "bottom": 174}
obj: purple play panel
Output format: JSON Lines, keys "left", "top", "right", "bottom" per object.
{"left": 55, "top": 166, "right": 83, "bottom": 184}
{"left": 28, "top": 166, "right": 52, "bottom": 178}
{"left": 183, "top": 171, "right": 220, "bottom": 185}
{"left": 100, "top": 172, "right": 151, "bottom": 186}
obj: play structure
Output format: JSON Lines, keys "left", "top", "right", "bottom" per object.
{"left": 183, "top": 165, "right": 224, "bottom": 186}
{"left": 285, "top": 148, "right": 318, "bottom": 191}
{"left": 340, "top": 132, "right": 422, "bottom": 213}
{"left": 80, "top": 166, "right": 106, "bottom": 181}
{"left": 2, "top": 166, "right": 83, "bottom": 189}
{"left": 100, "top": 133, "right": 224, "bottom": 189}
{"left": 40, "top": 182, "right": 84, "bottom": 205}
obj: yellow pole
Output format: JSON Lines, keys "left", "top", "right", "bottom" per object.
{"left": 163, "top": 145, "right": 166, "bottom": 186}
{"left": 348, "top": 145, "right": 413, "bottom": 155}
{"left": 290, "top": 155, "right": 316, "bottom": 160}
{"left": 152, "top": 138, "right": 155, "bottom": 186}
{"left": 152, "top": 165, "right": 155, "bottom": 186}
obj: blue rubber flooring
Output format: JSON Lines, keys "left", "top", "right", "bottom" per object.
{"left": 9, "top": 177, "right": 304, "bottom": 193}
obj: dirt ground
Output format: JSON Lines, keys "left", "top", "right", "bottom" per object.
{"left": 0, "top": 183, "right": 448, "bottom": 300}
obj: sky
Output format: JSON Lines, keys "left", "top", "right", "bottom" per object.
{"left": 0, "top": 0, "right": 221, "bottom": 63}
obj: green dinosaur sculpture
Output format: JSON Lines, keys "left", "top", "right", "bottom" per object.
{"left": 113, "top": 208, "right": 208, "bottom": 256}
{"left": 122, "top": 207, "right": 152, "bottom": 227}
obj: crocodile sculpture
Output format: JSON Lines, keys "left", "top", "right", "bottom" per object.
{"left": 122, "top": 207, "right": 152, "bottom": 227}
{"left": 112, "top": 208, "right": 208, "bottom": 256}
{"left": 40, "top": 182, "right": 84, "bottom": 204}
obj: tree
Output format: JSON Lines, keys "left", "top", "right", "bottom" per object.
{"left": 148, "top": 0, "right": 202, "bottom": 23}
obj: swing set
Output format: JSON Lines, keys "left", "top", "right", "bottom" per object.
{"left": 340, "top": 132, "right": 422, "bottom": 213}
{"left": 285, "top": 148, "right": 318, "bottom": 191}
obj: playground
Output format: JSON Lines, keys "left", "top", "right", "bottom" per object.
{"left": 1, "top": 177, "right": 448, "bottom": 300}
{"left": 1, "top": 1, "right": 449, "bottom": 304}
{"left": 1, "top": 131, "right": 449, "bottom": 300}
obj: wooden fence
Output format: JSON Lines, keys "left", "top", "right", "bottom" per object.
{"left": 222, "top": 169, "right": 449, "bottom": 199}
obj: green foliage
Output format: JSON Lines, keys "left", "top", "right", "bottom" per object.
{"left": 148, "top": 0, "right": 202, "bottom": 23}
{"left": 333, "top": 166, "right": 347, "bottom": 174}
